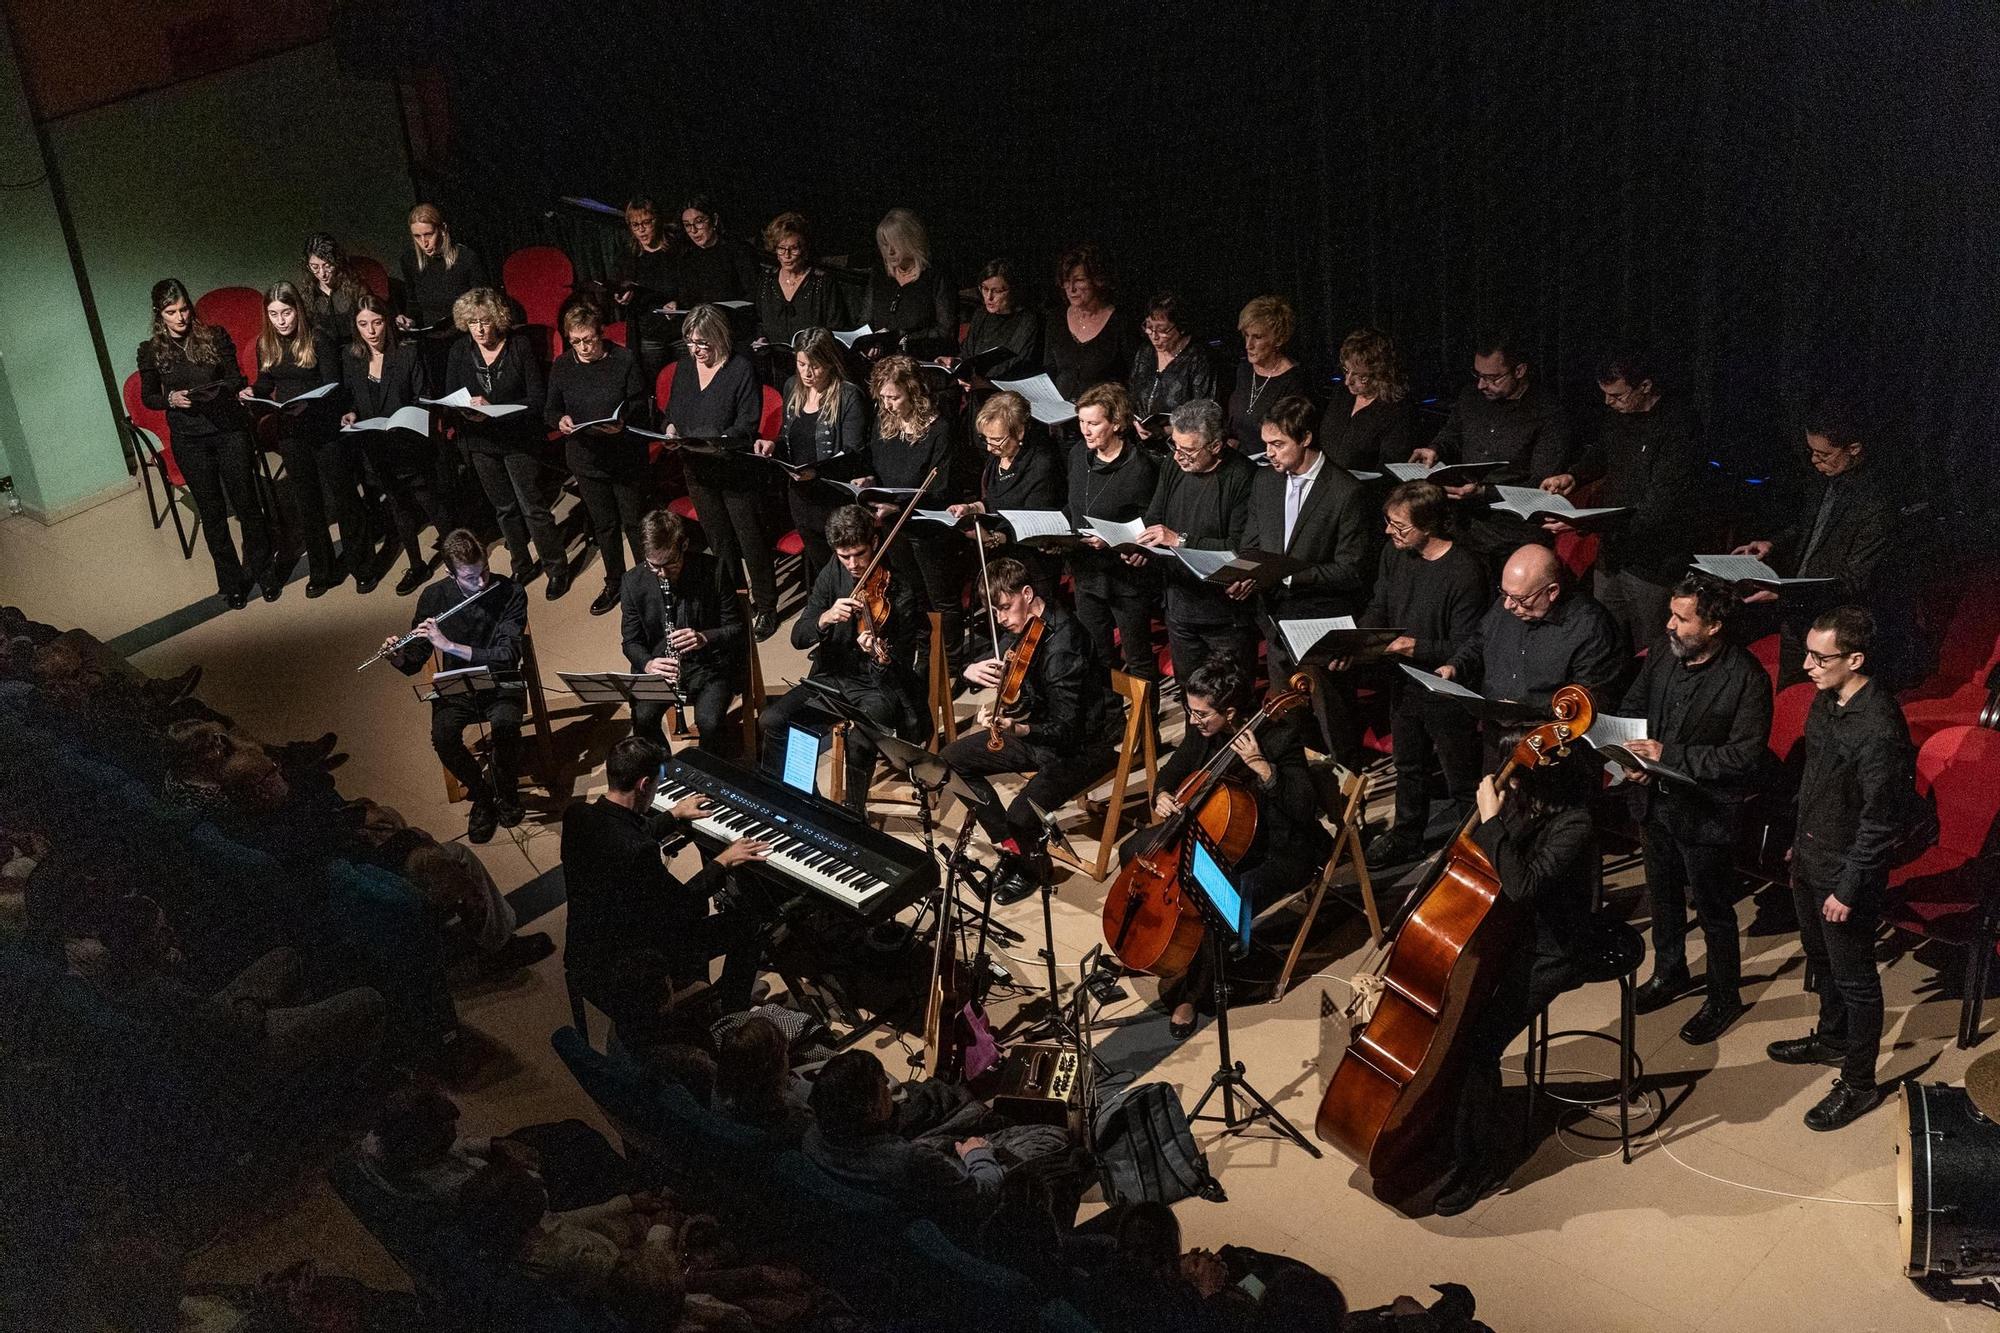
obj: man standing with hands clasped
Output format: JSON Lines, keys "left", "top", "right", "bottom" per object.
{"left": 1766, "top": 606, "right": 1921, "bottom": 1131}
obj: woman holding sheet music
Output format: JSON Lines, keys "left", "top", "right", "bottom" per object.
{"left": 398, "top": 204, "right": 489, "bottom": 335}
{"left": 665, "top": 304, "right": 777, "bottom": 639}
{"left": 1127, "top": 292, "right": 1214, "bottom": 439}
{"left": 948, "top": 390, "right": 1063, "bottom": 584}
{"left": 864, "top": 354, "right": 964, "bottom": 665}
{"left": 341, "top": 294, "right": 449, "bottom": 596}
{"left": 862, "top": 209, "right": 955, "bottom": 356}
{"left": 1065, "top": 381, "right": 1161, "bottom": 690}
{"left": 1317, "top": 328, "right": 1417, "bottom": 472}
{"left": 137, "top": 278, "right": 273, "bottom": 608}
{"left": 672, "top": 195, "right": 760, "bottom": 308}
{"left": 548, "top": 304, "right": 652, "bottom": 616}
{"left": 953, "top": 259, "right": 1043, "bottom": 387}
{"left": 443, "top": 288, "right": 562, "bottom": 598}
{"left": 299, "top": 233, "right": 368, "bottom": 347}
{"left": 755, "top": 212, "right": 845, "bottom": 356}
{"left": 613, "top": 197, "right": 680, "bottom": 379}
{"left": 779, "top": 328, "right": 871, "bottom": 593}
{"left": 1044, "top": 244, "right": 1138, "bottom": 413}
{"left": 247, "top": 281, "right": 374, "bottom": 597}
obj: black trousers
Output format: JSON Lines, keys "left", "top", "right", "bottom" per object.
{"left": 1641, "top": 827, "right": 1742, "bottom": 998}
{"left": 938, "top": 732, "right": 1117, "bottom": 874}
{"left": 1791, "top": 874, "right": 1883, "bottom": 1088}
{"left": 175, "top": 430, "right": 272, "bottom": 594}
{"left": 685, "top": 475, "right": 778, "bottom": 617}
{"left": 788, "top": 483, "right": 840, "bottom": 594}
{"left": 671, "top": 891, "right": 767, "bottom": 1015}
{"left": 360, "top": 437, "right": 452, "bottom": 569}
{"left": 1164, "top": 617, "right": 1259, "bottom": 694}
{"left": 632, "top": 671, "right": 738, "bottom": 759}
{"left": 1452, "top": 952, "right": 1582, "bottom": 1180}
{"left": 469, "top": 447, "right": 564, "bottom": 576}
{"left": 1593, "top": 566, "right": 1671, "bottom": 660}
{"left": 1262, "top": 624, "right": 1363, "bottom": 766}
{"left": 1160, "top": 849, "right": 1323, "bottom": 1014}
{"left": 758, "top": 676, "right": 910, "bottom": 811}
{"left": 888, "top": 531, "right": 966, "bottom": 670}
{"left": 572, "top": 468, "right": 647, "bottom": 588}
{"left": 1075, "top": 575, "right": 1160, "bottom": 687}
{"left": 279, "top": 430, "right": 375, "bottom": 583}
{"left": 431, "top": 688, "right": 525, "bottom": 803}
{"left": 1391, "top": 690, "right": 1482, "bottom": 838}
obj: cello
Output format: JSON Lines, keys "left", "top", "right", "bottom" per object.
{"left": 1100, "top": 673, "right": 1316, "bottom": 978}
{"left": 1314, "top": 684, "right": 1595, "bottom": 1178}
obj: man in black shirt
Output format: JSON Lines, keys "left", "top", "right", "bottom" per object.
{"left": 384, "top": 529, "right": 531, "bottom": 844}
{"left": 1355, "top": 482, "right": 1488, "bottom": 866}
{"left": 1766, "top": 607, "right": 1918, "bottom": 1132}
{"left": 1414, "top": 333, "right": 1572, "bottom": 560}
{"left": 943, "top": 557, "right": 1124, "bottom": 904}
{"left": 560, "top": 736, "right": 770, "bottom": 1015}
{"left": 1539, "top": 350, "right": 1706, "bottom": 655}
{"left": 758, "top": 506, "right": 924, "bottom": 811}
{"left": 1615, "top": 579, "right": 1775, "bottom": 1044}
{"left": 1136, "top": 399, "right": 1258, "bottom": 685}
{"left": 1441, "top": 543, "right": 1627, "bottom": 714}
{"left": 619, "top": 509, "right": 747, "bottom": 756}
{"left": 1730, "top": 403, "right": 1898, "bottom": 686}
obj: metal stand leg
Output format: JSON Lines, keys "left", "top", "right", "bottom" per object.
{"left": 1185, "top": 930, "right": 1321, "bottom": 1158}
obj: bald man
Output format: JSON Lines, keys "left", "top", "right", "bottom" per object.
{"left": 1439, "top": 543, "right": 1626, "bottom": 709}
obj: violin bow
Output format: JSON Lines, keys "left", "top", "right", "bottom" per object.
{"left": 851, "top": 465, "right": 940, "bottom": 590}
{"left": 969, "top": 505, "right": 1008, "bottom": 729}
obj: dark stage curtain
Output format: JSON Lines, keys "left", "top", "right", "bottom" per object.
{"left": 362, "top": 0, "right": 2000, "bottom": 538}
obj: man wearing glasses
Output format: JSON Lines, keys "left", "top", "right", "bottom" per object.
{"left": 1409, "top": 333, "right": 1573, "bottom": 559}
{"left": 1728, "top": 401, "right": 1896, "bottom": 686}
{"left": 1766, "top": 606, "right": 1918, "bottom": 1132}
{"left": 1538, "top": 348, "right": 1707, "bottom": 656}
{"left": 1439, "top": 543, "right": 1626, "bottom": 728}
{"left": 1135, "top": 398, "right": 1260, "bottom": 685}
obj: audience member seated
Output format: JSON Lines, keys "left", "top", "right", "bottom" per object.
{"left": 357, "top": 1083, "right": 636, "bottom": 1213}
{"left": 352, "top": 799, "right": 554, "bottom": 974}
{"left": 1075, "top": 1201, "right": 1230, "bottom": 1332}
{"left": 713, "top": 1014, "right": 813, "bottom": 1145}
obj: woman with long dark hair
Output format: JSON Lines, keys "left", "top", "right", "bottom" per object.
{"left": 299, "top": 232, "right": 368, "bottom": 347}
{"left": 340, "top": 293, "right": 448, "bottom": 595}
{"left": 779, "top": 328, "right": 870, "bottom": 592}
{"left": 136, "top": 278, "right": 274, "bottom": 606}
{"left": 246, "top": 281, "right": 373, "bottom": 596}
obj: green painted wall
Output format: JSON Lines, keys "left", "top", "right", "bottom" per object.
{"left": 0, "top": 21, "right": 127, "bottom": 520}
{"left": 53, "top": 39, "right": 413, "bottom": 395}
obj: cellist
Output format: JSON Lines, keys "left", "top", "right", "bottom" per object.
{"left": 1150, "top": 656, "right": 1330, "bottom": 1040}
{"left": 757, "top": 504, "right": 925, "bottom": 812}
{"left": 942, "top": 556, "right": 1124, "bottom": 906}
{"left": 1434, "top": 732, "right": 1597, "bottom": 1216}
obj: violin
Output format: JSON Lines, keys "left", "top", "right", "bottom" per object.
{"left": 1314, "top": 684, "right": 1596, "bottom": 1179}
{"left": 1100, "top": 674, "right": 1316, "bottom": 976}
{"left": 815, "top": 465, "right": 938, "bottom": 661}
{"left": 986, "top": 616, "right": 1046, "bottom": 751}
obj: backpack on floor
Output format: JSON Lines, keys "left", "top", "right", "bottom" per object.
{"left": 1092, "top": 1081, "right": 1224, "bottom": 1206}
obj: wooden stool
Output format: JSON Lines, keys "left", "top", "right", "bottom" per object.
{"left": 438, "top": 621, "right": 557, "bottom": 803}
{"left": 663, "top": 590, "right": 766, "bottom": 757}
{"left": 1263, "top": 758, "right": 1380, "bottom": 1002}
{"left": 1049, "top": 670, "right": 1160, "bottom": 881}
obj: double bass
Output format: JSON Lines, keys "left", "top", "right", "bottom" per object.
{"left": 1101, "top": 674, "right": 1316, "bottom": 977}
{"left": 1315, "top": 684, "right": 1595, "bottom": 1178}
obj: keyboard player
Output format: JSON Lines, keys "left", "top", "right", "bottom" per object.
{"left": 561, "top": 736, "right": 771, "bottom": 1014}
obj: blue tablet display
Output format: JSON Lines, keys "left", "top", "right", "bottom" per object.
{"left": 1189, "top": 836, "right": 1252, "bottom": 944}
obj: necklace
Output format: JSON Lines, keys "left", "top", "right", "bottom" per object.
{"left": 1246, "top": 367, "right": 1276, "bottom": 415}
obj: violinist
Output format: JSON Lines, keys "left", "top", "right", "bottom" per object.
{"left": 757, "top": 506, "right": 924, "bottom": 812}
{"left": 1435, "top": 738, "right": 1597, "bottom": 1216}
{"left": 1150, "top": 657, "right": 1329, "bottom": 1041}
{"left": 940, "top": 557, "right": 1124, "bottom": 905}
{"left": 621, "top": 509, "right": 746, "bottom": 756}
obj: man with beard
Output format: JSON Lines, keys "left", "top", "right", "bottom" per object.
{"left": 1616, "top": 577, "right": 1775, "bottom": 1043}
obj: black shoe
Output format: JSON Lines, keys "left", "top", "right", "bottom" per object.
{"left": 495, "top": 796, "right": 525, "bottom": 828}
{"left": 1365, "top": 829, "right": 1422, "bottom": 866}
{"left": 481, "top": 930, "right": 556, "bottom": 976}
{"left": 224, "top": 587, "right": 250, "bottom": 610}
{"left": 1678, "top": 996, "right": 1746, "bottom": 1045}
{"left": 1633, "top": 967, "right": 1695, "bottom": 1015}
{"left": 1766, "top": 1031, "right": 1844, "bottom": 1066}
{"left": 467, "top": 801, "right": 498, "bottom": 844}
{"left": 545, "top": 569, "right": 572, "bottom": 600}
{"left": 260, "top": 564, "right": 286, "bottom": 601}
{"left": 1804, "top": 1078, "right": 1882, "bottom": 1132}
{"left": 1168, "top": 1008, "right": 1197, "bottom": 1041}
{"left": 589, "top": 584, "right": 619, "bottom": 616}
{"left": 306, "top": 570, "right": 344, "bottom": 598}
{"left": 1433, "top": 1168, "right": 1497, "bottom": 1217}
{"left": 354, "top": 568, "right": 381, "bottom": 594}
{"left": 395, "top": 565, "right": 428, "bottom": 596}
{"left": 513, "top": 557, "right": 543, "bottom": 585}
{"left": 992, "top": 863, "right": 1039, "bottom": 906}
{"left": 752, "top": 610, "right": 779, "bottom": 641}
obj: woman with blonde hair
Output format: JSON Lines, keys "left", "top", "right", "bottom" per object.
{"left": 779, "top": 327, "right": 870, "bottom": 589}
{"left": 950, "top": 388, "right": 1062, "bottom": 577}
{"left": 245, "top": 281, "right": 374, "bottom": 596}
{"left": 664, "top": 303, "right": 775, "bottom": 637}
{"left": 398, "top": 203, "right": 490, "bottom": 333}
{"left": 1226, "top": 294, "right": 1311, "bottom": 453}
{"left": 1317, "top": 327, "right": 1417, "bottom": 471}
{"left": 441, "top": 287, "right": 562, "bottom": 595}
{"left": 863, "top": 208, "right": 954, "bottom": 355}
{"left": 864, "top": 354, "right": 963, "bottom": 660}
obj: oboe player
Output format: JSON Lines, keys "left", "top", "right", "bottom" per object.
{"left": 619, "top": 508, "right": 746, "bottom": 756}
{"left": 381, "top": 529, "right": 530, "bottom": 844}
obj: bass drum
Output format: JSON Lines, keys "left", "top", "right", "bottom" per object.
{"left": 1899, "top": 1082, "right": 2000, "bottom": 1276}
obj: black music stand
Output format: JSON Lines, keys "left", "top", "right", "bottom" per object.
{"left": 1181, "top": 824, "right": 1322, "bottom": 1158}
{"left": 1015, "top": 799, "right": 1111, "bottom": 1076}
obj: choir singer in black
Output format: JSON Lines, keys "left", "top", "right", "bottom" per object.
{"left": 1414, "top": 333, "right": 1571, "bottom": 560}
{"left": 621, "top": 508, "right": 746, "bottom": 757}
{"left": 1616, "top": 577, "right": 1774, "bottom": 1044}
{"left": 383, "top": 530, "right": 531, "bottom": 844}
{"left": 1067, "top": 382, "right": 1161, "bottom": 692}
{"left": 547, "top": 304, "right": 650, "bottom": 616}
{"left": 1135, "top": 399, "right": 1258, "bottom": 684}
{"left": 341, "top": 294, "right": 448, "bottom": 596}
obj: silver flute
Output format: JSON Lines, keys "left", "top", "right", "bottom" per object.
{"left": 356, "top": 580, "right": 501, "bottom": 670}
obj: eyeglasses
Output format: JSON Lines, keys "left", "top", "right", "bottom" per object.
{"left": 1143, "top": 322, "right": 1177, "bottom": 337}
{"left": 1500, "top": 583, "right": 1556, "bottom": 608}
{"left": 1802, "top": 648, "right": 1856, "bottom": 668}
{"left": 1385, "top": 519, "right": 1416, "bottom": 538}
{"left": 1186, "top": 704, "right": 1221, "bottom": 725}
{"left": 685, "top": 338, "right": 712, "bottom": 350}
{"left": 1474, "top": 369, "right": 1517, "bottom": 386}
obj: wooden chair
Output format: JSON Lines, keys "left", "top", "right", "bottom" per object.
{"left": 1264, "top": 758, "right": 1380, "bottom": 1003}
{"left": 1049, "top": 671, "right": 1160, "bottom": 881}
{"left": 663, "top": 590, "right": 765, "bottom": 756}
{"left": 438, "top": 621, "right": 557, "bottom": 802}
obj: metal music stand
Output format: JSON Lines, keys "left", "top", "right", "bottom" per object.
{"left": 555, "top": 670, "right": 683, "bottom": 709}
{"left": 417, "top": 666, "right": 495, "bottom": 702}
{"left": 1181, "top": 822, "right": 1321, "bottom": 1158}
{"left": 1016, "top": 798, "right": 1110, "bottom": 1075}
